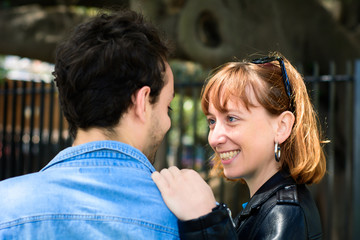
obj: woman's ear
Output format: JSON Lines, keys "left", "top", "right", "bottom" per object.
{"left": 131, "top": 86, "right": 151, "bottom": 123}
{"left": 275, "top": 111, "right": 295, "bottom": 144}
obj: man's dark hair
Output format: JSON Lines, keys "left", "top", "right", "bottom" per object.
{"left": 53, "top": 10, "right": 169, "bottom": 138}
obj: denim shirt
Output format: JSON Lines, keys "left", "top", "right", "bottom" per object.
{"left": 0, "top": 141, "right": 179, "bottom": 239}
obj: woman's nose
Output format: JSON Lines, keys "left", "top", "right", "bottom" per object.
{"left": 208, "top": 123, "right": 227, "bottom": 147}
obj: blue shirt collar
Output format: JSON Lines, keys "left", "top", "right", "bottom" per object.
{"left": 41, "top": 140, "right": 155, "bottom": 172}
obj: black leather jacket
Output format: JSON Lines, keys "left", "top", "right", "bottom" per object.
{"left": 178, "top": 171, "right": 322, "bottom": 240}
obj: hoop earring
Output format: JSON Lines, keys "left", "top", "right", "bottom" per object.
{"left": 274, "top": 142, "right": 281, "bottom": 162}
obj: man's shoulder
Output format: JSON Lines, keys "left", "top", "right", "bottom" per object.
{"left": 0, "top": 173, "right": 47, "bottom": 224}
{"left": 0, "top": 170, "right": 180, "bottom": 239}
{"left": 0, "top": 167, "right": 177, "bottom": 223}
{"left": 0, "top": 172, "right": 42, "bottom": 198}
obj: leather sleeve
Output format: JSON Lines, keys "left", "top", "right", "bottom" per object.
{"left": 250, "top": 204, "right": 310, "bottom": 240}
{"left": 178, "top": 205, "right": 238, "bottom": 240}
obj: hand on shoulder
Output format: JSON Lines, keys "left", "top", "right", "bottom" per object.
{"left": 152, "top": 166, "right": 217, "bottom": 221}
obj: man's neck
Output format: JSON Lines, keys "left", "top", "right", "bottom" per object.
{"left": 72, "top": 128, "right": 111, "bottom": 146}
{"left": 72, "top": 127, "right": 144, "bottom": 153}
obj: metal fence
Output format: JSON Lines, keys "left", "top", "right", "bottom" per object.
{"left": 1, "top": 60, "right": 360, "bottom": 240}
{"left": 0, "top": 80, "right": 71, "bottom": 179}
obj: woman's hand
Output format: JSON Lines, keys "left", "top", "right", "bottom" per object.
{"left": 152, "top": 166, "right": 217, "bottom": 221}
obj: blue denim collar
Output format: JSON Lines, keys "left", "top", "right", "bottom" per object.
{"left": 41, "top": 140, "right": 155, "bottom": 173}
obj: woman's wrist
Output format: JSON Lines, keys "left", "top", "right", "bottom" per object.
{"left": 178, "top": 202, "right": 235, "bottom": 232}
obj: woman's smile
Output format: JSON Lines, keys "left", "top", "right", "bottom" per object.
{"left": 219, "top": 150, "right": 241, "bottom": 165}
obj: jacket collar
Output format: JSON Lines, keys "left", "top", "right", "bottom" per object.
{"left": 241, "top": 170, "right": 295, "bottom": 216}
{"left": 41, "top": 140, "right": 155, "bottom": 173}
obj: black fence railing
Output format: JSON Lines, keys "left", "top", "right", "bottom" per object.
{"left": 0, "top": 80, "right": 71, "bottom": 179}
{"left": 1, "top": 60, "right": 360, "bottom": 240}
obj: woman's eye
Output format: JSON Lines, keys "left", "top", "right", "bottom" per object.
{"left": 207, "top": 118, "right": 215, "bottom": 126}
{"left": 168, "top": 106, "right": 173, "bottom": 112}
{"left": 228, "top": 116, "right": 236, "bottom": 122}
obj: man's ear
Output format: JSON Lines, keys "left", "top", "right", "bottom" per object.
{"left": 131, "top": 86, "right": 151, "bottom": 123}
{"left": 275, "top": 111, "right": 295, "bottom": 144}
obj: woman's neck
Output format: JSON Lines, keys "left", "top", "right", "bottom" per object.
{"left": 245, "top": 167, "right": 279, "bottom": 197}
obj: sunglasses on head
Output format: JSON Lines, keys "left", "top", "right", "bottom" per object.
{"left": 251, "top": 56, "right": 292, "bottom": 99}
{"left": 251, "top": 56, "right": 293, "bottom": 111}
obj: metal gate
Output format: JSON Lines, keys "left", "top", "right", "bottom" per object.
{"left": 1, "top": 60, "right": 360, "bottom": 240}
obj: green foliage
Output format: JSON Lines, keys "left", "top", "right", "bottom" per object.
{"left": 166, "top": 60, "right": 212, "bottom": 170}
{"left": 168, "top": 60, "right": 210, "bottom": 145}
{"left": 168, "top": 94, "right": 209, "bottom": 146}
{"left": 0, "top": 55, "right": 8, "bottom": 84}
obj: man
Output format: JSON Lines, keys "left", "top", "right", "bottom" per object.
{"left": 0, "top": 10, "right": 179, "bottom": 239}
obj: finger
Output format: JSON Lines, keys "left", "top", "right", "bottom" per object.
{"left": 167, "top": 166, "right": 181, "bottom": 178}
{"left": 181, "top": 169, "right": 202, "bottom": 181}
{"left": 151, "top": 171, "right": 170, "bottom": 193}
{"left": 159, "top": 168, "right": 174, "bottom": 182}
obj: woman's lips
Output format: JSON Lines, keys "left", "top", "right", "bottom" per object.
{"left": 219, "top": 150, "right": 240, "bottom": 165}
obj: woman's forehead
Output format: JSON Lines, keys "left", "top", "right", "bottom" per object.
{"left": 208, "top": 83, "right": 258, "bottom": 108}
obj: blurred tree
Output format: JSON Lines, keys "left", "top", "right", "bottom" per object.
{"left": 339, "top": 0, "right": 360, "bottom": 31}
{"left": 0, "top": 0, "right": 359, "bottom": 71}
{"left": 0, "top": 56, "right": 7, "bottom": 84}
{"left": 0, "top": 0, "right": 126, "bottom": 8}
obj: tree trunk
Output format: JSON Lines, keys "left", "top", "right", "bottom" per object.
{"left": 0, "top": 5, "right": 87, "bottom": 62}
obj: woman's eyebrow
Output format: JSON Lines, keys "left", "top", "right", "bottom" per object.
{"left": 226, "top": 107, "right": 246, "bottom": 114}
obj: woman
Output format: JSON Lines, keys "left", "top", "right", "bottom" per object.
{"left": 152, "top": 53, "right": 326, "bottom": 239}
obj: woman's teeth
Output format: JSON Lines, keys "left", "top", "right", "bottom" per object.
{"left": 219, "top": 150, "right": 240, "bottom": 160}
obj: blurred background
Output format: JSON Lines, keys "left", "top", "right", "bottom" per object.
{"left": 1, "top": 0, "right": 360, "bottom": 239}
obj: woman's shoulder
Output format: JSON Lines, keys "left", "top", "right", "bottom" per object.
{"left": 238, "top": 173, "right": 322, "bottom": 239}
{"left": 263, "top": 184, "right": 322, "bottom": 239}
{"left": 274, "top": 184, "right": 320, "bottom": 218}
